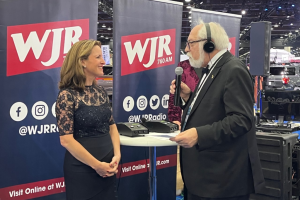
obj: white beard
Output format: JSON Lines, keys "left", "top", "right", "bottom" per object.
{"left": 187, "top": 48, "right": 205, "bottom": 68}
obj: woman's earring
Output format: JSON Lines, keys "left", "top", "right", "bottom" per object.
{"left": 83, "top": 65, "right": 86, "bottom": 68}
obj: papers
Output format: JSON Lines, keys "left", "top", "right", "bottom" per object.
{"left": 145, "top": 132, "right": 179, "bottom": 141}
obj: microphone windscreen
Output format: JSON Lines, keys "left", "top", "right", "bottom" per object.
{"left": 141, "top": 118, "right": 147, "bottom": 123}
{"left": 175, "top": 67, "right": 183, "bottom": 75}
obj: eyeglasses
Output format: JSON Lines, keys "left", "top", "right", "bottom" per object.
{"left": 186, "top": 39, "right": 207, "bottom": 50}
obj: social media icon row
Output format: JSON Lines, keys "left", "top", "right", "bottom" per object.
{"left": 123, "top": 94, "right": 169, "bottom": 112}
{"left": 10, "top": 101, "right": 56, "bottom": 122}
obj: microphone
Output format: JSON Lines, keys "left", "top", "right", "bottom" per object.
{"left": 174, "top": 67, "right": 183, "bottom": 106}
{"left": 141, "top": 117, "right": 147, "bottom": 124}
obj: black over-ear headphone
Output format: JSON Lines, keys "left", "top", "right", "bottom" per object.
{"left": 203, "top": 23, "right": 215, "bottom": 53}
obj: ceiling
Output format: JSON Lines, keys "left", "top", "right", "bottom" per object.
{"left": 97, "top": 0, "right": 300, "bottom": 58}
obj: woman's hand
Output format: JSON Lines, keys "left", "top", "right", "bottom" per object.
{"left": 94, "top": 161, "right": 116, "bottom": 178}
{"left": 107, "top": 155, "right": 121, "bottom": 174}
{"left": 109, "top": 155, "right": 121, "bottom": 168}
{"left": 172, "top": 121, "right": 181, "bottom": 131}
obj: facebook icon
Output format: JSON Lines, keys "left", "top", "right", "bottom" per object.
{"left": 123, "top": 96, "right": 134, "bottom": 112}
{"left": 16, "top": 107, "right": 21, "bottom": 117}
{"left": 127, "top": 100, "right": 130, "bottom": 108}
{"left": 10, "top": 102, "right": 28, "bottom": 122}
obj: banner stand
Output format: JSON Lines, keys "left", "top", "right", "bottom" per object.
{"left": 113, "top": 0, "right": 183, "bottom": 199}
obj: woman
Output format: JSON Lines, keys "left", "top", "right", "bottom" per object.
{"left": 167, "top": 59, "right": 200, "bottom": 197}
{"left": 168, "top": 59, "right": 200, "bottom": 130}
{"left": 55, "top": 39, "right": 120, "bottom": 200}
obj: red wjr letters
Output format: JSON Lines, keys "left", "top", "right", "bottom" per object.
{"left": 7, "top": 19, "right": 89, "bottom": 76}
{"left": 121, "top": 29, "right": 176, "bottom": 76}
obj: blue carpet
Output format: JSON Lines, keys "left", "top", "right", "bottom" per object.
{"left": 293, "top": 130, "right": 300, "bottom": 138}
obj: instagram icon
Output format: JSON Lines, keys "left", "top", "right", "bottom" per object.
{"left": 32, "top": 101, "right": 49, "bottom": 120}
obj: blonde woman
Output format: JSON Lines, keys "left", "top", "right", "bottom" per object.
{"left": 56, "top": 39, "right": 120, "bottom": 200}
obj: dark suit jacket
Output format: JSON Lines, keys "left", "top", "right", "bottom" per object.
{"left": 180, "top": 51, "right": 265, "bottom": 198}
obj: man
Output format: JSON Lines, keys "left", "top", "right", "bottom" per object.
{"left": 169, "top": 22, "right": 264, "bottom": 200}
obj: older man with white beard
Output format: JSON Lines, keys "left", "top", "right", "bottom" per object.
{"left": 169, "top": 22, "right": 264, "bottom": 200}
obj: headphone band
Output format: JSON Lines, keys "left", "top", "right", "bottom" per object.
{"left": 205, "top": 23, "right": 211, "bottom": 42}
{"left": 203, "top": 23, "right": 215, "bottom": 53}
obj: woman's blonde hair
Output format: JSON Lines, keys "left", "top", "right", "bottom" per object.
{"left": 59, "top": 39, "right": 101, "bottom": 91}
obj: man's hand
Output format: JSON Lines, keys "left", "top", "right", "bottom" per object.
{"left": 170, "top": 128, "right": 198, "bottom": 148}
{"left": 169, "top": 79, "right": 191, "bottom": 102}
{"left": 172, "top": 121, "right": 181, "bottom": 131}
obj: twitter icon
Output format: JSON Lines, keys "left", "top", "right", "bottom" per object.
{"left": 150, "top": 95, "right": 160, "bottom": 110}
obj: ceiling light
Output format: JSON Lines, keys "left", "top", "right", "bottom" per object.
{"left": 105, "top": 37, "right": 108, "bottom": 39}
{"left": 188, "top": 16, "right": 192, "bottom": 19}
{"left": 97, "top": 22, "right": 99, "bottom": 24}
{"left": 187, "top": 4, "right": 191, "bottom": 9}
{"left": 274, "top": 24, "right": 279, "bottom": 27}
{"left": 280, "top": 36, "right": 283, "bottom": 38}
{"left": 101, "top": 35, "right": 104, "bottom": 38}
{"left": 292, "top": 4, "right": 295, "bottom": 7}
{"left": 241, "top": 10, "right": 246, "bottom": 15}
{"left": 185, "top": 0, "right": 191, "bottom": 2}
{"left": 285, "top": 34, "right": 288, "bottom": 36}
{"left": 200, "top": 1, "right": 203, "bottom": 4}
{"left": 291, "top": 23, "right": 293, "bottom": 25}
{"left": 102, "top": 24, "right": 106, "bottom": 28}
{"left": 287, "top": 16, "right": 290, "bottom": 18}
{"left": 296, "top": 30, "right": 299, "bottom": 32}
{"left": 107, "top": 27, "right": 111, "bottom": 30}
{"left": 278, "top": 6, "right": 282, "bottom": 9}
{"left": 189, "top": 20, "right": 192, "bottom": 22}
{"left": 264, "top": 8, "right": 268, "bottom": 11}
{"left": 189, "top": 11, "right": 191, "bottom": 14}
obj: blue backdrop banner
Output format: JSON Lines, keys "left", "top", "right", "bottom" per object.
{"left": 0, "top": 0, "right": 98, "bottom": 199}
{"left": 113, "top": 0, "right": 183, "bottom": 199}
{"left": 191, "top": 9, "right": 242, "bottom": 57}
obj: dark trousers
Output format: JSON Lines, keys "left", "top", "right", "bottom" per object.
{"left": 187, "top": 191, "right": 249, "bottom": 200}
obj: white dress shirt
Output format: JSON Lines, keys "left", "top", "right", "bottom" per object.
{"left": 182, "top": 49, "right": 227, "bottom": 107}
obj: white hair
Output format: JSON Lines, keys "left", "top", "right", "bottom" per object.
{"left": 197, "top": 21, "right": 229, "bottom": 51}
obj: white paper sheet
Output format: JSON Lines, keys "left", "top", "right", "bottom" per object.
{"left": 145, "top": 132, "right": 179, "bottom": 141}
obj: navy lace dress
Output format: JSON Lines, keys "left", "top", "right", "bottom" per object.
{"left": 56, "top": 85, "right": 117, "bottom": 200}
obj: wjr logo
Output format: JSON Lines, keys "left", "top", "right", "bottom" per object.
{"left": 7, "top": 19, "right": 89, "bottom": 76}
{"left": 121, "top": 29, "right": 176, "bottom": 76}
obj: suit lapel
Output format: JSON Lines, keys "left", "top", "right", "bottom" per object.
{"left": 188, "top": 51, "right": 233, "bottom": 118}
